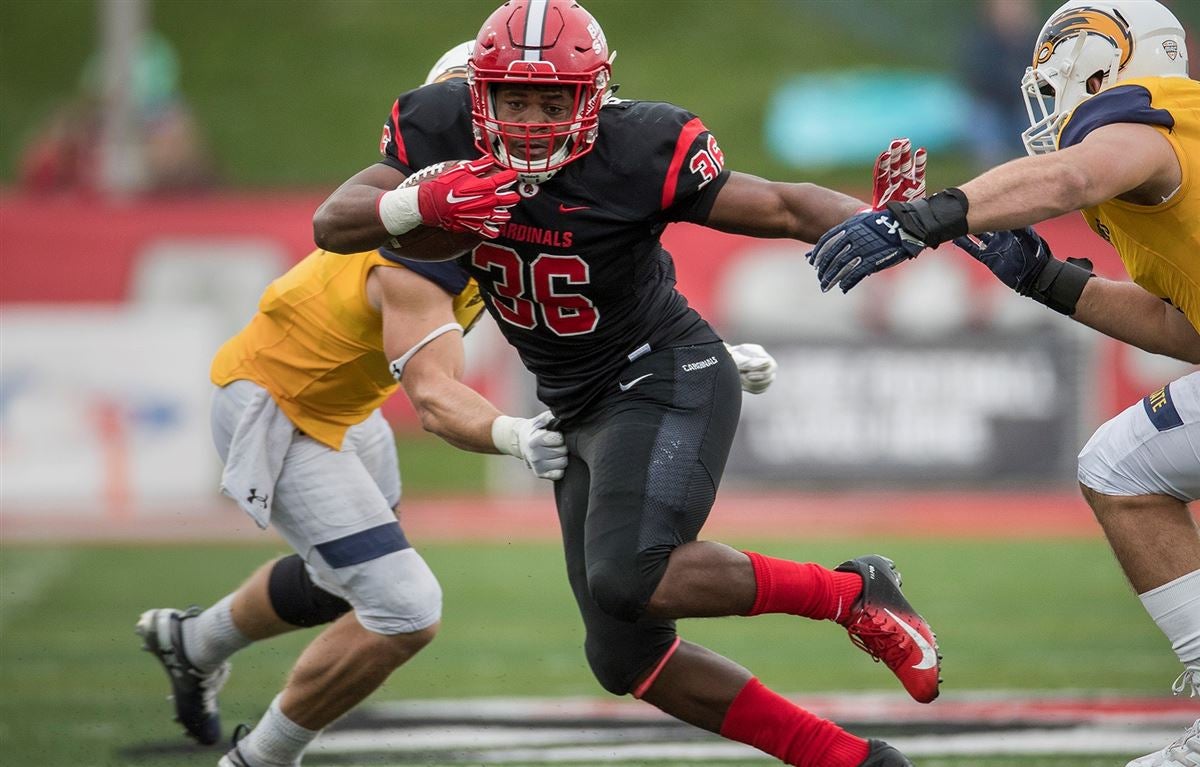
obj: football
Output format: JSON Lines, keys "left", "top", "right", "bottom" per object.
{"left": 384, "top": 161, "right": 485, "bottom": 262}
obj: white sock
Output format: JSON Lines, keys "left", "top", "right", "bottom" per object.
{"left": 181, "top": 594, "right": 252, "bottom": 672}
{"left": 238, "top": 694, "right": 319, "bottom": 767}
{"left": 1139, "top": 568, "right": 1200, "bottom": 673}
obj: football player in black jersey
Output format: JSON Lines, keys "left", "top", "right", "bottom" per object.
{"left": 315, "top": 3, "right": 936, "bottom": 766}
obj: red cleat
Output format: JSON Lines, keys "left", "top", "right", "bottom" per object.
{"left": 836, "top": 555, "right": 942, "bottom": 703}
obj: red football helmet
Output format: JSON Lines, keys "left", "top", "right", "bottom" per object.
{"left": 469, "top": 0, "right": 611, "bottom": 182}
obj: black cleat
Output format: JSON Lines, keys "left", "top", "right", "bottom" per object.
{"left": 136, "top": 607, "right": 231, "bottom": 746}
{"left": 860, "top": 738, "right": 916, "bottom": 766}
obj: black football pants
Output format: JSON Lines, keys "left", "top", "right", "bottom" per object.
{"left": 553, "top": 341, "right": 741, "bottom": 694}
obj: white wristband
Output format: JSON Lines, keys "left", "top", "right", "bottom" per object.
{"left": 377, "top": 186, "right": 424, "bottom": 236}
{"left": 491, "top": 415, "right": 521, "bottom": 458}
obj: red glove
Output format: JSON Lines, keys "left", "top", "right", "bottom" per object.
{"left": 417, "top": 158, "right": 519, "bottom": 239}
{"left": 868, "top": 138, "right": 927, "bottom": 210}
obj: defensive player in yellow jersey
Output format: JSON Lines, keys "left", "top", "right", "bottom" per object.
{"left": 809, "top": 2, "right": 1198, "bottom": 764}
{"left": 131, "top": 46, "right": 573, "bottom": 767}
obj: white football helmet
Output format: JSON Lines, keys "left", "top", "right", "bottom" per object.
{"left": 424, "top": 40, "right": 475, "bottom": 86}
{"left": 1020, "top": 0, "right": 1188, "bottom": 156}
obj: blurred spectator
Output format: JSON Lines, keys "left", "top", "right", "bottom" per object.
{"left": 959, "top": 0, "right": 1039, "bottom": 167}
{"left": 19, "top": 30, "right": 216, "bottom": 195}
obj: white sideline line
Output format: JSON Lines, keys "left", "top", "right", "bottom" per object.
{"left": 309, "top": 693, "right": 1198, "bottom": 762}
{"left": 312, "top": 726, "right": 1183, "bottom": 760}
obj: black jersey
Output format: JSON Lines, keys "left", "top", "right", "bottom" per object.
{"left": 378, "top": 80, "right": 729, "bottom": 418}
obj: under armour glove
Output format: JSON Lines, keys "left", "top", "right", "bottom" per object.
{"left": 492, "top": 410, "right": 568, "bottom": 481}
{"left": 725, "top": 342, "right": 777, "bottom": 395}
{"left": 378, "top": 158, "right": 519, "bottom": 239}
{"left": 953, "top": 228, "right": 1093, "bottom": 315}
{"left": 870, "top": 138, "right": 927, "bottom": 210}
{"left": 808, "top": 210, "right": 926, "bottom": 293}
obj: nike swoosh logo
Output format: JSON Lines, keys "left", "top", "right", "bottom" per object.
{"left": 559, "top": 204, "right": 589, "bottom": 213}
{"left": 446, "top": 190, "right": 482, "bottom": 204}
{"left": 884, "top": 608, "right": 938, "bottom": 670}
{"left": 618, "top": 373, "right": 653, "bottom": 392}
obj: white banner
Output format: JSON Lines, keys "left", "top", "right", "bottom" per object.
{"left": 1, "top": 306, "right": 224, "bottom": 516}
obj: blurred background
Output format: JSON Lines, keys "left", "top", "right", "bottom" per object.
{"left": 2, "top": 1, "right": 1199, "bottom": 765}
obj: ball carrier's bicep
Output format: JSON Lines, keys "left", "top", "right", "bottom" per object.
{"left": 704, "top": 172, "right": 864, "bottom": 243}
{"left": 372, "top": 266, "right": 501, "bottom": 453}
{"left": 315, "top": 163, "right": 409, "bottom": 254}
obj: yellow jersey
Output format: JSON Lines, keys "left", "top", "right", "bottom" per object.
{"left": 212, "top": 249, "right": 484, "bottom": 450}
{"left": 1058, "top": 76, "right": 1200, "bottom": 330}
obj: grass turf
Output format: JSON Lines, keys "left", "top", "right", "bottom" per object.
{"left": 0, "top": 536, "right": 1179, "bottom": 766}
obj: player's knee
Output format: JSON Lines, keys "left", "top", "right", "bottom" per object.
{"left": 268, "top": 554, "right": 352, "bottom": 627}
{"left": 356, "top": 619, "right": 440, "bottom": 671}
{"left": 583, "top": 636, "right": 637, "bottom": 695}
{"left": 351, "top": 549, "right": 443, "bottom": 636}
{"left": 586, "top": 558, "right": 650, "bottom": 623}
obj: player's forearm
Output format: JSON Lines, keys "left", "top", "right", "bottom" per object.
{"left": 788, "top": 184, "right": 866, "bottom": 242}
{"left": 1072, "top": 278, "right": 1200, "bottom": 363}
{"left": 313, "top": 185, "right": 394, "bottom": 254}
{"left": 705, "top": 174, "right": 863, "bottom": 242}
{"left": 402, "top": 376, "right": 503, "bottom": 454}
{"left": 957, "top": 154, "right": 1094, "bottom": 232}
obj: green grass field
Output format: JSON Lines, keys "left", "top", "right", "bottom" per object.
{"left": 0, "top": 536, "right": 1182, "bottom": 766}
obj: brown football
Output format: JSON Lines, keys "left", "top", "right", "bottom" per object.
{"left": 384, "top": 161, "right": 484, "bottom": 262}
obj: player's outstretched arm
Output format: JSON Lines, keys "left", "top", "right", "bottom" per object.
{"left": 957, "top": 123, "right": 1179, "bottom": 232}
{"left": 376, "top": 266, "right": 566, "bottom": 479}
{"left": 703, "top": 172, "right": 864, "bottom": 244}
{"left": 954, "top": 229, "right": 1200, "bottom": 364}
{"left": 811, "top": 124, "right": 1179, "bottom": 294}
{"left": 1073, "top": 279, "right": 1200, "bottom": 364}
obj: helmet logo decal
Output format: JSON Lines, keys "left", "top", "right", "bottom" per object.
{"left": 1162, "top": 40, "right": 1179, "bottom": 61}
{"left": 1034, "top": 7, "right": 1133, "bottom": 70}
{"left": 585, "top": 20, "right": 605, "bottom": 56}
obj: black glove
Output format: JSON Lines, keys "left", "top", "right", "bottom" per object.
{"left": 953, "top": 228, "right": 1093, "bottom": 315}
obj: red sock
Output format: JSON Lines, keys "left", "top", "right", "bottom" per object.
{"left": 720, "top": 677, "right": 869, "bottom": 767}
{"left": 744, "top": 551, "right": 862, "bottom": 622}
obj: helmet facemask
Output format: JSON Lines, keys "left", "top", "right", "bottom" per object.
{"left": 472, "top": 68, "right": 608, "bottom": 184}
{"left": 1020, "top": 34, "right": 1120, "bottom": 156}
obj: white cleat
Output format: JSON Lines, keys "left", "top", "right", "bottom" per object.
{"left": 1125, "top": 667, "right": 1200, "bottom": 767}
{"left": 1126, "top": 718, "right": 1200, "bottom": 767}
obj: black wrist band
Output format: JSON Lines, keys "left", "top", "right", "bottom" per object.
{"left": 1025, "top": 257, "right": 1094, "bottom": 315}
{"left": 885, "top": 187, "right": 970, "bottom": 247}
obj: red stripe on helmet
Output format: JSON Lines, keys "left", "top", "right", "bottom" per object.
{"left": 661, "top": 117, "right": 708, "bottom": 211}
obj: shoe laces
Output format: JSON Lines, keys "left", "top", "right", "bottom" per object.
{"left": 1162, "top": 718, "right": 1200, "bottom": 757}
{"left": 1171, "top": 667, "right": 1200, "bottom": 698}
{"left": 846, "top": 608, "right": 913, "bottom": 668}
{"left": 231, "top": 722, "right": 252, "bottom": 747}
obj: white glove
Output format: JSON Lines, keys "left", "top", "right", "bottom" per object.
{"left": 725, "top": 342, "right": 777, "bottom": 395}
{"left": 491, "top": 410, "right": 567, "bottom": 481}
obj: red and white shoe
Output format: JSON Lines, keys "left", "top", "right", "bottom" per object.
{"left": 836, "top": 555, "right": 942, "bottom": 703}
